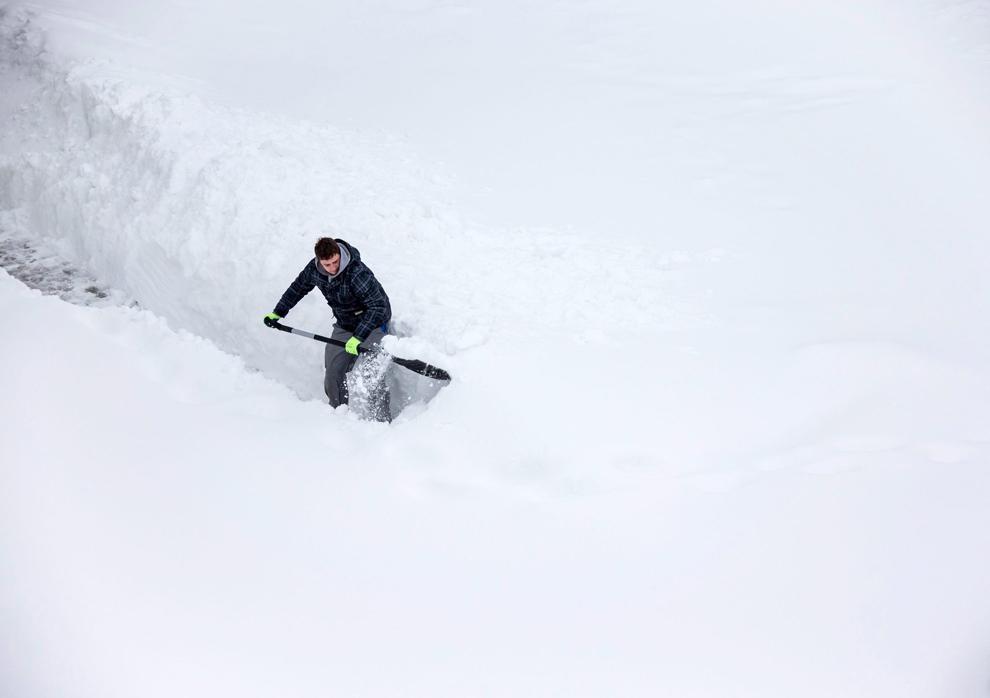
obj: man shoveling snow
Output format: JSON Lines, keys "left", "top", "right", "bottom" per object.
{"left": 264, "top": 237, "right": 392, "bottom": 421}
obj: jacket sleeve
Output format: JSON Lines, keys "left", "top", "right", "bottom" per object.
{"left": 351, "top": 266, "right": 391, "bottom": 341}
{"left": 273, "top": 262, "right": 316, "bottom": 318}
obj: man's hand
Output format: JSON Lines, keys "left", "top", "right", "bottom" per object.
{"left": 345, "top": 336, "right": 361, "bottom": 356}
{"left": 263, "top": 312, "right": 281, "bottom": 327}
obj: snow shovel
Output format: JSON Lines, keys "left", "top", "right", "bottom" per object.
{"left": 265, "top": 319, "right": 452, "bottom": 381}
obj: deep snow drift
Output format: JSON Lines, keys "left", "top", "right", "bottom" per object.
{"left": 2, "top": 2, "right": 990, "bottom": 696}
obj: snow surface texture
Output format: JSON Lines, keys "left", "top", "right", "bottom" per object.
{"left": 2, "top": 2, "right": 990, "bottom": 696}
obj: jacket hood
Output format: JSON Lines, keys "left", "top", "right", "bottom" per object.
{"left": 314, "top": 239, "right": 358, "bottom": 278}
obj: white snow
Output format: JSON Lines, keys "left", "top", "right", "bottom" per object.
{"left": 1, "top": 1, "right": 989, "bottom": 696}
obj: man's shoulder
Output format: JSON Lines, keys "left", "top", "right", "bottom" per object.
{"left": 302, "top": 258, "right": 322, "bottom": 277}
{"left": 348, "top": 257, "right": 373, "bottom": 275}
{"left": 347, "top": 259, "right": 382, "bottom": 288}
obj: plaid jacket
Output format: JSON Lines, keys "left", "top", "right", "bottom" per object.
{"left": 274, "top": 240, "right": 391, "bottom": 341}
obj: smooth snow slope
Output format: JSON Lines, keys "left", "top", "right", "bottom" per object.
{"left": 3, "top": 268, "right": 989, "bottom": 697}
{"left": 2, "top": 1, "right": 990, "bottom": 696}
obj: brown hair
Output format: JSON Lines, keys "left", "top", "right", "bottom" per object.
{"left": 314, "top": 237, "right": 340, "bottom": 260}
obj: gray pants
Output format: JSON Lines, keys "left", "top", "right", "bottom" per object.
{"left": 324, "top": 325, "right": 390, "bottom": 421}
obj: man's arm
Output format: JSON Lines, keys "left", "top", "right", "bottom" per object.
{"left": 351, "top": 266, "right": 391, "bottom": 341}
{"left": 273, "top": 262, "right": 317, "bottom": 318}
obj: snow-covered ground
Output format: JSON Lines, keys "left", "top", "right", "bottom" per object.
{"left": 2, "top": 2, "right": 989, "bottom": 696}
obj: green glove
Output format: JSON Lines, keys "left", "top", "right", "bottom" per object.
{"left": 263, "top": 312, "right": 281, "bottom": 327}
{"left": 345, "top": 336, "right": 361, "bottom": 356}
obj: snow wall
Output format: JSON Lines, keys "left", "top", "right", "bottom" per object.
{"left": 0, "top": 7, "right": 490, "bottom": 399}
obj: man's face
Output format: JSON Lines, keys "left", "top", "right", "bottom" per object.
{"left": 319, "top": 254, "right": 341, "bottom": 275}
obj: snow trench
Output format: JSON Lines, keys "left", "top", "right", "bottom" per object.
{"left": 0, "top": 8, "right": 466, "bottom": 409}
{"left": 0, "top": 8, "right": 712, "bottom": 417}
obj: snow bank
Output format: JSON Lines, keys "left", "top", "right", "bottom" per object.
{"left": 0, "top": 7, "right": 716, "bottom": 427}
{"left": 0, "top": 8, "right": 710, "bottom": 406}
{"left": 0, "top": 6, "right": 472, "bottom": 399}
